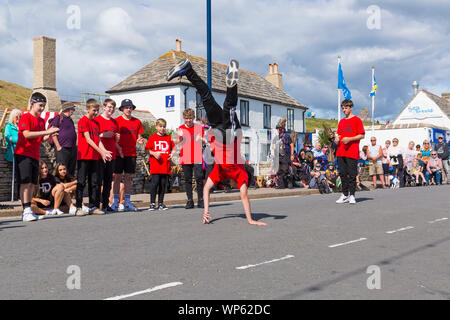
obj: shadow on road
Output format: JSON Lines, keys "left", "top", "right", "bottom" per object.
{"left": 0, "top": 220, "right": 25, "bottom": 231}
{"left": 209, "top": 212, "right": 287, "bottom": 224}
{"left": 278, "top": 235, "right": 450, "bottom": 299}
{"left": 356, "top": 197, "right": 373, "bottom": 203}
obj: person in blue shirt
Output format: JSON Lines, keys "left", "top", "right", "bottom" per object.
{"left": 4, "top": 109, "right": 22, "bottom": 163}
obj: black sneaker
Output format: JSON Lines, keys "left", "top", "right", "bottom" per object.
{"left": 158, "top": 204, "right": 168, "bottom": 211}
{"left": 166, "top": 59, "right": 192, "bottom": 81}
{"left": 149, "top": 203, "right": 157, "bottom": 211}
{"left": 197, "top": 199, "right": 204, "bottom": 209}
{"left": 103, "top": 206, "right": 115, "bottom": 214}
{"left": 185, "top": 200, "right": 194, "bottom": 209}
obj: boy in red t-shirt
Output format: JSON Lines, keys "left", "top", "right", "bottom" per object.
{"left": 335, "top": 99, "right": 365, "bottom": 204}
{"left": 95, "top": 99, "right": 120, "bottom": 213}
{"left": 177, "top": 108, "right": 205, "bottom": 209}
{"left": 145, "top": 118, "right": 175, "bottom": 211}
{"left": 75, "top": 99, "right": 113, "bottom": 216}
{"left": 15, "top": 92, "right": 59, "bottom": 222}
{"left": 167, "top": 58, "right": 266, "bottom": 226}
{"left": 112, "top": 99, "right": 144, "bottom": 212}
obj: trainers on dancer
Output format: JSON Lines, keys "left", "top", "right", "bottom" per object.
{"left": 166, "top": 59, "right": 192, "bottom": 81}
{"left": 348, "top": 195, "right": 356, "bottom": 204}
{"left": 336, "top": 194, "right": 349, "bottom": 204}
{"left": 226, "top": 59, "right": 239, "bottom": 88}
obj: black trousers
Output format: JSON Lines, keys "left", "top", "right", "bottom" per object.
{"left": 278, "top": 156, "right": 292, "bottom": 188}
{"left": 150, "top": 174, "right": 169, "bottom": 204}
{"left": 99, "top": 159, "right": 114, "bottom": 208}
{"left": 182, "top": 164, "right": 204, "bottom": 201}
{"left": 186, "top": 67, "right": 240, "bottom": 143}
{"left": 337, "top": 157, "right": 358, "bottom": 196}
{"left": 76, "top": 160, "right": 100, "bottom": 208}
{"left": 55, "top": 147, "right": 77, "bottom": 177}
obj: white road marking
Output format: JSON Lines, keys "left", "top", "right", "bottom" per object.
{"left": 386, "top": 226, "right": 414, "bottom": 234}
{"left": 236, "top": 255, "right": 295, "bottom": 270}
{"left": 104, "top": 282, "right": 183, "bottom": 300}
{"left": 428, "top": 218, "right": 448, "bottom": 224}
{"left": 328, "top": 238, "right": 367, "bottom": 248}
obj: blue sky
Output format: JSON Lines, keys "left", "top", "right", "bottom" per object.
{"left": 1, "top": 0, "right": 449, "bottom": 120}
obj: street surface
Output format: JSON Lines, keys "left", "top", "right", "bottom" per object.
{"left": 1, "top": 185, "right": 449, "bottom": 300}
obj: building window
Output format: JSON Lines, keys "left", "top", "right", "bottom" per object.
{"left": 240, "top": 100, "right": 249, "bottom": 126}
{"left": 263, "top": 104, "right": 271, "bottom": 129}
{"left": 196, "top": 91, "right": 206, "bottom": 121}
{"left": 242, "top": 137, "right": 250, "bottom": 161}
{"left": 287, "top": 108, "right": 294, "bottom": 131}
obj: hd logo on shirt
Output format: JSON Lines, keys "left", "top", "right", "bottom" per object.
{"left": 40, "top": 182, "right": 52, "bottom": 194}
{"left": 154, "top": 141, "right": 169, "bottom": 154}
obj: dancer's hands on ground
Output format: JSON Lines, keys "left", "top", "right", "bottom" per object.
{"left": 203, "top": 211, "right": 211, "bottom": 224}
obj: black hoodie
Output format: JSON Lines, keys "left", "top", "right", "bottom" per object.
{"left": 435, "top": 141, "right": 449, "bottom": 160}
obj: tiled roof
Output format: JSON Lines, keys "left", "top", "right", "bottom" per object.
{"left": 421, "top": 90, "right": 450, "bottom": 117}
{"left": 106, "top": 51, "right": 307, "bottom": 110}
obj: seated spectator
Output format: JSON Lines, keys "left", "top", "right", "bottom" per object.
{"left": 31, "top": 161, "right": 66, "bottom": 216}
{"left": 325, "top": 163, "right": 341, "bottom": 192}
{"left": 309, "top": 162, "right": 331, "bottom": 194}
{"left": 425, "top": 151, "right": 443, "bottom": 185}
{"left": 409, "top": 159, "right": 425, "bottom": 185}
{"left": 292, "top": 151, "right": 311, "bottom": 185}
{"left": 421, "top": 140, "right": 433, "bottom": 165}
{"left": 356, "top": 145, "right": 369, "bottom": 190}
{"left": 312, "top": 143, "right": 324, "bottom": 158}
{"left": 53, "top": 163, "right": 77, "bottom": 215}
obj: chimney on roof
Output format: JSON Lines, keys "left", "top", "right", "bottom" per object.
{"left": 266, "top": 62, "right": 283, "bottom": 90}
{"left": 32, "top": 36, "right": 61, "bottom": 112}
{"left": 412, "top": 81, "right": 419, "bottom": 96}
{"left": 176, "top": 39, "right": 182, "bottom": 52}
{"left": 441, "top": 92, "right": 450, "bottom": 103}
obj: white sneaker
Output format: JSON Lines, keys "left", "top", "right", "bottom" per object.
{"left": 45, "top": 209, "right": 57, "bottom": 216}
{"left": 124, "top": 201, "right": 138, "bottom": 212}
{"left": 55, "top": 208, "right": 65, "bottom": 215}
{"left": 118, "top": 203, "right": 125, "bottom": 212}
{"left": 22, "top": 208, "right": 39, "bottom": 222}
{"left": 82, "top": 205, "right": 90, "bottom": 214}
{"left": 336, "top": 194, "right": 349, "bottom": 204}
{"left": 348, "top": 195, "right": 356, "bottom": 204}
{"left": 69, "top": 206, "right": 77, "bottom": 215}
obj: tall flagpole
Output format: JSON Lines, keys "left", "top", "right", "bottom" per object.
{"left": 338, "top": 56, "right": 341, "bottom": 122}
{"left": 371, "top": 66, "right": 375, "bottom": 135}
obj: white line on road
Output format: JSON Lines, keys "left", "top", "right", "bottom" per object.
{"left": 236, "top": 255, "right": 295, "bottom": 270}
{"left": 104, "top": 282, "right": 183, "bottom": 300}
{"left": 386, "top": 226, "right": 414, "bottom": 234}
{"left": 328, "top": 238, "right": 367, "bottom": 248}
{"left": 428, "top": 218, "right": 448, "bottom": 224}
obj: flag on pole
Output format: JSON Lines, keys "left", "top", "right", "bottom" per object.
{"left": 338, "top": 62, "right": 352, "bottom": 100}
{"left": 370, "top": 74, "right": 377, "bottom": 97}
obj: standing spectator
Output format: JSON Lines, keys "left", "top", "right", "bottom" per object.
{"left": 367, "top": 137, "right": 386, "bottom": 189}
{"left": 356, "top": 145, "right": 368, "bottom": 190}
{"left": 112, "top": 99, "right": 145, "bottom": 212}
{"left": 274, "top": 119, "right": 294, "bottom": 189}
{"left": 382, "top": 140, "right": 391, "bottom": 184}
{"left": 421, "top": 140, "right": 433, "bottom": 165}
{"left": 335, "top": 99, "right": 365, "bottom": 204}
{"left": 425, "top": 151, "right": 443, "bottom": 185}
{"left": 388, "top": 138, "right": 404, "bottom": 187}
{"left": 177, "top": 108, "right": 205, "bottom": 209}
{"left": 15, "top": 92, "right": 59, "bottom": 222}
{"left": 404, "top": 141, "right": 417, "bottom": 171}
{"left": 49, "top": 102, "right": 77, "bottom": 176}
{"left": 434, "top": 136, "right": 449, "bottom": 183}
{"left": 415, "top": 144, "right": 421, "bottom": 152}
{"left": 4, "top": 109, "right": 21, "bottom": 163}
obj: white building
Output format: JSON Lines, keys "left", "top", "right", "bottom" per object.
{"left": 106, "top": 40, "right": 308, "bottom": 166}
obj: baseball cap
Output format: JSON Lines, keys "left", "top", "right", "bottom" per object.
{"left": 120, "top": 99, "right": 136, "bottom": 111}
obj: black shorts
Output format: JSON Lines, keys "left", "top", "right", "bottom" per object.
{"left": 15, "top": 155, "right": 39, "bottom": 185}
{"left": 114, "top": 156, "right": 137, "bottom": 174}
{"left": 382, "top": 163, "right": 390, "bottom": 174}
{"left": 36, "top": 199, "right": 54, "bottom": 210}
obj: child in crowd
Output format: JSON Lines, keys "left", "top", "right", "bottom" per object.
{"left": 326, "top": 163, "right": 341, "bottom": 192}
{"left": 309, "top": 161, "right": 331, "bottom": 194}
{"left": 95, "top": 99, "right": 120, "bottom": 213}
{"left": 410, "top": 159, "right": 425, "bottom": 185}
{"left": 53, "top": 163, "right": 77, "bottom": 214}
{"left": 112, "top": 99, "right": 144, "bottom": 212}
{"left": 145, "top": 118, "right": 175, "bottom": 211}
{"left": 31, "top": 161, "right": 66, "bottom": 216}
{"left": 75, "top": 99, "right": 112, "bottom": 216}
{"left": 15, "top": 92, "right": 59, "bottom": 222}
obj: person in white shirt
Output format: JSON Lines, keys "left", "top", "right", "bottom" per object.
{"left": 367, "top": 137, "right": 386, "bottom": 189}
{"left": 388, "top": 138, "right": 404, "bottom": 187}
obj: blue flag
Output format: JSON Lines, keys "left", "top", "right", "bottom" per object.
{"left": 338, "top": 63, "right": 352, "bottom": 100}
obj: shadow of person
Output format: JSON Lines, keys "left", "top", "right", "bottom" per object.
{"left": 208, "top": 212, "right": 287, "bottom": 224}
{"left": 356, "top": 197, "right": 373, "bottom": 203}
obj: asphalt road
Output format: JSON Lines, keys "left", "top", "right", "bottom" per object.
{"left": 0, "top": 185, "right": 449, "bottom": 300}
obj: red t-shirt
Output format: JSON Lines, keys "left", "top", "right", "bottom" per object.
{"left": 115, "top": 116, "right": 143, "bottom": 157}
{"left": 95, "top": 115, "right": 118, "bottom": 160}
{"left": 15, "top": 112, "right": 46, "bottom": 160}
{"left": 336, "top": 116, "right": 365, "bottom": 160}
{"left": 145, "top": 133, "right": 175, "bottom": 174}
{"left": 178, "top": 123, "right": 204, "bottom": 165}
{"left": 77, "top": 116, "right": 100, "bottom": 160}
{"left": 210, "top": 134, "right": 245, "bottom": 165}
